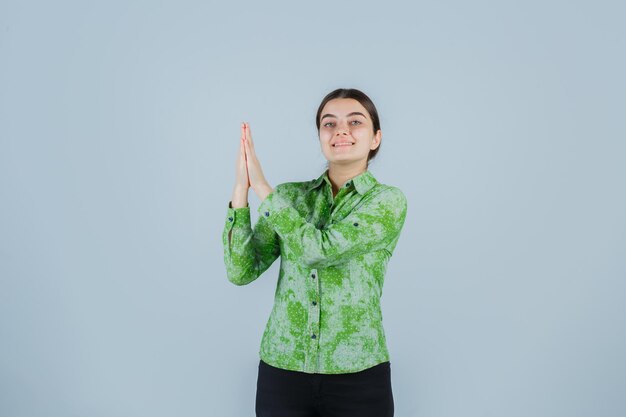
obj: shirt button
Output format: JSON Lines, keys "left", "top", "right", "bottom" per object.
{"left": 264, "top": 211, "right": 270, "bottom": 217}
{"left": 311, "top": 334, "right": 317, "bottom": 339}
{"left": 311, "top": 273, "right": 316, "bottom": 279}
{"left": 228, "top": 217, "right": 233, "bottom": 222}
{"left": 312, "top": 301, "right": 317, "bottom": 306}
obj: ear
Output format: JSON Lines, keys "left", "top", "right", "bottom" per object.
{"left": 371, "top": 129, "right": 382, "bottom": 150}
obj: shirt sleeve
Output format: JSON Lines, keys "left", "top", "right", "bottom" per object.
{"left": 257, "top": 185, "right": 408, "bottom": 269}
{"left": 222, "top": 201, "right": 281, "bottom": 286}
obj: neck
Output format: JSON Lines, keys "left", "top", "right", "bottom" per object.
{"left": 327, "top": 162, "right": 367, "bottom": 196}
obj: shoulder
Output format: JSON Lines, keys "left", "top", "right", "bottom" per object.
{"left": 361, "top": 184, "right": 407, "bottom": 220}
{"left": 274, "top": 180, "right": 308, "bottom": 192}
{"left": 272, "top": 179, "right": 311, "bottom": 199}
{"left": 369, "top": 183, "right": 407, "bottom": 205}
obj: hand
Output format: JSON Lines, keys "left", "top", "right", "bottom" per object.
{"left": 242, "top": 122, "right": 273, "bottom": 200}
{"left": 234, "top": 122, "right": 250, "bottom": 190}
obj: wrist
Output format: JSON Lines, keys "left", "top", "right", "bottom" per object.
{"left": 231, "top": 185, "right": 249, "bottom": 208}
{"left": 256, "top": 182, "right": 274, "bottom": 201}
{"left": 233, "top": 184, "right": 249, "bottom": 193}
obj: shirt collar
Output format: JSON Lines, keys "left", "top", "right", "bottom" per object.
{"left": 307, "top": 169, "right": 378, "bottom": 195}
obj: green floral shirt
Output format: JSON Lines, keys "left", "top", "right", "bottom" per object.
{"left": 222, "top": 169, "right": 408, "bottom": 374}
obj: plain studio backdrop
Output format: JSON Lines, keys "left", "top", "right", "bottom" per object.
{"left": 1, "top": 1, "right": 625, "bottom": 416}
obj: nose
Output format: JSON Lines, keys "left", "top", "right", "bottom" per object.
{"left": 336, "top": 121, "right": 349, "bottom": 135}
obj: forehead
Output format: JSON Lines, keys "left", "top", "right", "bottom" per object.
{"left": 321, "top": 98, "right": 369, "bottom": 117}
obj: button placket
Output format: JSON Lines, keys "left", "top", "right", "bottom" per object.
{"left": 306, "top": 267, "right": 321, "bottom": 373}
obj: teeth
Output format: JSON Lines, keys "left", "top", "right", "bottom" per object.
{"left": 334, "top": 143, "right": 353, "bottom": 147}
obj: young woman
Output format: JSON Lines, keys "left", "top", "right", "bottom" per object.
{"left": 223, "top": 88, "right": 408, "bottom": 417}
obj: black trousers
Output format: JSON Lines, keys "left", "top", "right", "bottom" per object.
{"left": 255, "top": 359, "right": 394, "bottom": 417}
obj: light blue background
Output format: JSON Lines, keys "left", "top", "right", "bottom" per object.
{"left": 1, "top": 1, "right": 625, "bottom": 416}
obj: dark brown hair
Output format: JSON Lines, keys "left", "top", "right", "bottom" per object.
{"left": 315, "top": 88, "right": 381, "bottom": 167}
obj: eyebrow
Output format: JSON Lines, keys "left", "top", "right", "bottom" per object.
{"left": 321, "top": 112, "right": 367, "bottom": 121}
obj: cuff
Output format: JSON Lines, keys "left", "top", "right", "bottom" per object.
{"left": 257, "top": 187, "right": 292, "bottom": 222}
{"left": 226, "top": 200, "right": 251, "bottom": 232}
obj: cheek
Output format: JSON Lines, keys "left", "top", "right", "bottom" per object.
{"left": 319, "top": 131, "right": 332, "bottom": 142}
{"left": 353, "top": 125, "right": 370, "bottom": 134}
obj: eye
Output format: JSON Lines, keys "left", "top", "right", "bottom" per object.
{"left": 323, "top": 120, "right": 362, "bottom": 128}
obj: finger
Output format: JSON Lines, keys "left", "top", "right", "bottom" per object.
{"left": 239, "top": 138, "right": 250, "bottom": 185}
{"left": 241, "top": 122, "right": 248, "bottom": 151}
{"left": 244, "top": 122, "right": 255, "bottom": 153}
{"left": 241, "top": 137, "right": 248, "bottom": 162}
{"left": 239, "top": 123, "right": 246, "bottom": 156}
{"left": 244, "top": 135, "right": 256, "bottom": 166}
{"left": 243, "top": 133, "right": 250, "bottom": 157}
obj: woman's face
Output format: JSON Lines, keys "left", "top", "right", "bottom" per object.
{"left": 318, "top": 98, "right": 381, "bottom": 166}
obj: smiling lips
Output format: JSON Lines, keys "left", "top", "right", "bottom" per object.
{"left": 332, "top": 141, "right": 354, "bottom": 147}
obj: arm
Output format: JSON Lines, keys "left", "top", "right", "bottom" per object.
{"left": 222, "top": 201, "right": 281, "bottom": 286}
{"left": 257, "top": 186, "right": 408, "bottom": 269}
